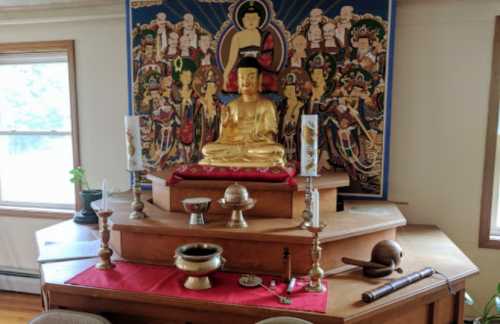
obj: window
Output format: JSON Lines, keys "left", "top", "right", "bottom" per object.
{"left": 480, "top": 17, "right": 500, "bottom": 248}
{"left": 0, "top": 41, "right": 79, "bottom": 210}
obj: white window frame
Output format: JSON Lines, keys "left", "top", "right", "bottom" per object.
{"left": 0, "top": 41, "right": 80, "bottom": 212}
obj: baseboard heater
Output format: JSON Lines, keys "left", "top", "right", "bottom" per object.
{"left": 0, "top": 268, "right": 41, "bottom": 294}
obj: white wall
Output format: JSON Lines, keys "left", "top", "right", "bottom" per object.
{"left": 0, "top": 4, "right": 129, "bottom": 191}
{"left": 0, "top": 4, "right": 128, "bottom": 278}
{"left": 391, "top": 0, "right": 500, "bottom": 315}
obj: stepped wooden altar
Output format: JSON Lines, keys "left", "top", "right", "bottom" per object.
{"left": 104, "top": 171, "right": 406, "bottom": 276}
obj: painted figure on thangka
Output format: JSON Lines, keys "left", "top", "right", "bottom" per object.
{"left": 129, "top": 0, "right": 393, "bottom": 197}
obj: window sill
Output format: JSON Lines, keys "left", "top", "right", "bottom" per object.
{"left": 479, "top": 235, "right": 500, "bottom": 249}
{"left": 0, "top": 205, "right": 74, "bottom": 220}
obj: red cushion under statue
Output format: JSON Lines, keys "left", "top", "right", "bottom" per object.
{"left": 167, "top": 162, "right": 297, "bottom": 186}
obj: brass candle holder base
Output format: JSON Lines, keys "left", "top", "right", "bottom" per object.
{"left": 96, "top": 210, "right": 115, "bottom": 270}
{"left": 305, "top": 223, "right": 326, "bottom": 292}
{"left": 130, "top": 171, "right": 146, "bottom": 220}
{"left": 299, "top": 176, "right": 314, "bottom": 229}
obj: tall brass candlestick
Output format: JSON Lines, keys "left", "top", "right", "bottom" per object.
{"left": 305, "top": 223, "right": 326, "bottom": 292}
{"left": 300, "top": 176, "right": 313, "bottom": 229}
{"left": 129, "top": 171, "right": 146, "bottom": 219}
{"left": 96, "top": 210, "right": 115, "bottom": 270}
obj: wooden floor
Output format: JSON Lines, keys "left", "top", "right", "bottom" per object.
{"left": 0, "top": 291, "right": 41, "bottom": 324}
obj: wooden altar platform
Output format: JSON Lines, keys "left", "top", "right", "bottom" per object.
{"left": 148, "top": 170, "right": 350, "bottom": 218}
{"left": 106, "top": 193, "right": 406, "bottom": 275}
{"left": 38, "top": 224, "right": 479, "bottom": 324}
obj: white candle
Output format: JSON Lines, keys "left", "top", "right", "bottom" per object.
{"left": 312, "top": 189, "right": 320, "bottom": 227}
{"left": 124, "top": 115, "right": 145, "bottom": 171}
{"left": 300, "top": 115, "right": 318, "bottom": 176}
{"left": 102, "top": 179, "right": 108, "bottom": 211}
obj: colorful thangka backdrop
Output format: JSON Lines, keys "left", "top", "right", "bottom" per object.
{"left": 127, "top": 0, "right": 395, "bottom": 198}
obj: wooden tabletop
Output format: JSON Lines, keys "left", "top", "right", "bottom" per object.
{"left": 40, "top": 225, "right": 478, "bottom": 323}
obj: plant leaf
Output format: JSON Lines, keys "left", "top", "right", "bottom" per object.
{"left": 497, "top": 283, "right": 500, "bottom": 294}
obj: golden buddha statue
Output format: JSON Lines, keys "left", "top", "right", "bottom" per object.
{"left": 199, "top": 57, "right": 285, "bottom": 168}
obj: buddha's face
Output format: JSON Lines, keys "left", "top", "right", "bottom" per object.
{"left": 180, "top": 70, "right": 192, "bottom": 86}
{"left": 242, "top": 12, "right": 260, "bottom": 30}
{"left": 238, "top": 67, "right": 259, "bottom": 95}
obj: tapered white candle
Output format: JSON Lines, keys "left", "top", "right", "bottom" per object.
{"left": 102, "top": 179, "right": 108, "bottom": 211}
{"left": 124, "top": 115, "right": 144, "bottom": 171}
{"left": 313, "top": 189, "right": 320, "bottom": 227}
{"left": 300, "top": 115, "right": 318, "bottom": 176}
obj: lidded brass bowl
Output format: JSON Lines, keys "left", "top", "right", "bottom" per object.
{"left": 218, "top": 183, "right": 256, "bottom": 228}
{"left": 222, "top": 182, "right": 249, "bottom": 205}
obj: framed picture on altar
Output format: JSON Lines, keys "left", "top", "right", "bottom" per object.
{"left": 126, "top": 0, "right": 396, "bottom": 199}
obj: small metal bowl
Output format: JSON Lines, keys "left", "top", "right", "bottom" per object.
{"left": 181, "top": 197, "right": 211, "bottom": 225}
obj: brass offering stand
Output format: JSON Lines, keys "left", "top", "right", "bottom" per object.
{"left": 299, "top": 176, "right": 314, "bottom": 229}
{"left": 305, "top": 223, "right": 326, "bottom": 292}
{"left": 129, "top": 171, "right": 146, "bottom": 219}
{"left": 219, "top": 198, "right": 256, "bottom": 228}
{"left": 218, "top": 183, "right": 256, "bottom": 229}
{"left": 96, "top": 210, "right": 115, "bottom": 270}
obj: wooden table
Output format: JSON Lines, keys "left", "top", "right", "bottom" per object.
{"left": 37, "top": 222, "right": 478, "bottom": 324}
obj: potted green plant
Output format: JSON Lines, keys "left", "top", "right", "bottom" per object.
{"left": 467, "top": 284, "right": 500, "bottom": 324}
{"left": 70, "top": 166, "right": 102, "bottom": 224}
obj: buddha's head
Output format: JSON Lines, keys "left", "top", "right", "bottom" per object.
{"left": 242, "top": 12, "right": 260, "bottom": 30}
{"left": 237, "top": 57, "right": 261, "bottom": 96}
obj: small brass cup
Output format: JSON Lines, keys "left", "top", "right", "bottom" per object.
{"left": 182, "top": 197, "right": 212, "bottom": 225}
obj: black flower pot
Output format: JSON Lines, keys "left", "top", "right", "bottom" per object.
{"left": 73, "top": 189, "right": 102, "bottom": 224}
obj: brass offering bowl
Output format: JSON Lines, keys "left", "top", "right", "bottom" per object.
{"left": 174, "top": 243, "right": 224, "bottom": 290}
{"left": 218, "top": 183, "right": 256, "bottom": 228}
{"left": 182, "top": 197, "right": 212, "bottom": 225}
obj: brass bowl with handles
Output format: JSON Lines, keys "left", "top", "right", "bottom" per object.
{"left": 174, "top": 243, "right": 225, "bottom": 290}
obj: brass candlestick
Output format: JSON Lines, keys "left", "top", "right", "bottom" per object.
{"left": 96, "top": 210, "right": 115, "bottom": 270}
{"left": 299, "top": 176, "right": 314, "bottom": 229}
{"left": 305, "top": 223, "right": 326, "bottom": 292}
{"left": 129, "top": 171, "right": 146, "bottom": 219}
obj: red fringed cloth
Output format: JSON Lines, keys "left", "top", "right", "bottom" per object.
{"left": 167, "top": 163, "right": 298, "bottom": 187}
{"left": 66, "top": 261, "right": 328, "bottom": 313}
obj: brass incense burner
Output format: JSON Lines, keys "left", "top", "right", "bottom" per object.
{"left": 218, "top": 183, "right": 256, "bottom": 228}
{"left": 174, "top": 243, "right": 225, "bottom": 290}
